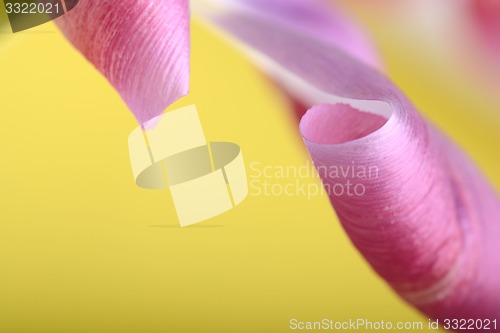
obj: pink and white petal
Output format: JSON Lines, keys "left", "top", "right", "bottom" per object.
{"left": 193, "top": 0, "right": 381, "bottom": 107}
{"left": 237, "top": 0, "right": 382, "bottom": 71}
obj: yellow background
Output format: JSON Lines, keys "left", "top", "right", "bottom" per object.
{"left": 1, "top": 6, "right": 499, "bottom": 333}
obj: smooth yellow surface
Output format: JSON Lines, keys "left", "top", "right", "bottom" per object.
{"left": 0, "top": 14, "right": 499, "bottom": 333}
{"left": 170, "top": 168, "right": 232, "bottom": 227}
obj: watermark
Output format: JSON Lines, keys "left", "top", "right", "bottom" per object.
{"left": 249, "top": 160, "right": 379, "bottom": 199}
{"left": 289, "top": 318, "right": 425, "bottom": 331}
{"left": 1, "top": 0, "right": 80, "bottom": 32}
{"left": 289, "top": 318, "right": 498, "bottom": 331}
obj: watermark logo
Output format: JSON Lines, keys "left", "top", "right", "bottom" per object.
{"left": 1, "top": 0, "right": 79, "bottom": 32}
{"left": 128, "top": 105, "right": 248, "bottom": 227}
{"left": 249, "top": 160, "right": 379, "bottom": 199}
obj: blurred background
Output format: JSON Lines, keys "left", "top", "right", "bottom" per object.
{"left": 0, "top": 1, "right": 499, "bottom": 332}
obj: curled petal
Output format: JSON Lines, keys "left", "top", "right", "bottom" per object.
{"left": 56, "top": 0, "right": 190, "bottom": 125}
{"left": 195, "top": 1, "right": 500, "bottom": 320}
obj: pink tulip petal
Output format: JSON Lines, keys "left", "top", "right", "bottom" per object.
{"left": 237, "top": 0, "right": 383, "bottom": 125}
{"left": 194, "top": 0, "right": 381, "bottom": 108}
{"left": 196, "top": 3, "right": 500, "bottom": 320}
{"left": 56, "top": 0, "right": 190, "bottom": 125}
{"left": 237, "top": 0, "right": 382, "bottom": 71}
